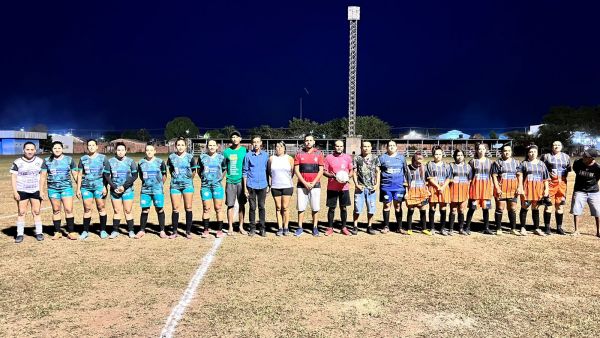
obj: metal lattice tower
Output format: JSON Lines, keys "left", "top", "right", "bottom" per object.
{"left": 347, "top": 6, "right": 360, "bottom": 137}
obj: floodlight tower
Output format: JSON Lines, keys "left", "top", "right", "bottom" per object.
{"left": 347, "top": 6, "right": 360, "bottom": 137}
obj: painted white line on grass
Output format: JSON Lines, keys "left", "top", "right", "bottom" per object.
{"left": 160, "top": 237, "right": 224, "bottom": 338}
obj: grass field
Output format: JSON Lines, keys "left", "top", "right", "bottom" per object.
{"left": 2, "top": 154, "right": 600, "bottom": 337}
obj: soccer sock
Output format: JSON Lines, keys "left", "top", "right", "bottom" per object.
{"left": 440, "top": 210, "right": 447, "bottom": 230}
{"left": 218, "top": 221, "right": 225, "bottom": 231}
{"left": 407, "top": 209, "right": 414, "bottom": 230}
{"left": 466, "top": 208, "right": 475, "bottom": 230}
{"left": 126, "top": 219, "right": 134, "bottom": 232}
{"left": 157, "top": 211, "right": 165, "bottom": 232}
{"left": 556, "top": 212, "right": 564, "bottom": 229}
{"left": 495, "top": 211, "right": 503, "bottom": 230}
{"left": 328, "top": 208, "right": 335, "bottom": 228}
{"left": 112, "top": 218, "right": 120, "bottom": 232}
{"left": 99, "top": 214, "right": 107, "bottom": 232}
{"left": 419, "top": 209, "right": 426, "bottom": 230}
{"left": 482, "top": 209, "right": 490, "bottom": 230}
{"left": 395, "top": 209, "right": 402, "bottom": 231}
{"left": 458, "top": 213, "right": 465, "bottom": 230}
{"left": 520, "top": 209, "right": 528, "bottom": 229}
{"left": 508, "top": 210, "right": 517, "bottom": 230}
{"left": 66, "top": 217, "right": 75, "bottom": 232}
{"left": 16, "top": 220, "right": 25, "bottom": 237}
{"left": 203, "top": 218, "right": 210, "bottom": 232}
{"left": 83, "top": 217, "right": 91, "bottom": 232}
{"left": 383, "top": 210, "right": 390, "bottom": 229}
{"left": 35, "top": 220, "right": 43, "bottom": 235}
{"left": 532, "top": 209, "right": 540, "bottom": 229}
{"left": 544, "top": 211, "right": 551, "bottom": 231}
{"left": 140, "top": 211, "right": 149, "bottom": 231}
{"left": 53, "top": 219, "right": 61, "bottom": 232}
{"left": 341, "top": 209, "right": 348, "bottom": 228}
{"left": 448, "top": 213, "right": 455, "bottom": 232}
{"left": 171, "top": 212, "right": 179, "bottom": 233}
{"left": 185, "top": 210, "right": 193, "bottom": 234}
{"left": 428, "top": 209, "right": 435, "bottom": 231}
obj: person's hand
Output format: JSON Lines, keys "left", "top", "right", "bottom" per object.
{"left": 244, "top": 188, "right": 250, "bottom": 197}
{"left": 495, "top": 186, "right": 502, "bottom": 197}
{"left": 116, "top": 186, "right": 125, "bottom": 194}
{"left": 355, "top": 184, "right": 364, "bottom": 192}
{"left": 102, "top": 187, "right": 108, "bottom": 198}
{"left": 543, "top": 188, "right": 549, "bottom": 197}
{"left": 40, "top": 192, "right": 47, "bottom": 201}
{"left": 13, "top": 192, "right": 20, "bottom": 201}
{"left": 517, "top": 187, "right": 524, "bottom": 195}
{"left": 266, "top": 186, "right": 271, "bottom": 193}
{"left": 305, "top": 182, "right": 313, "bottom": 190}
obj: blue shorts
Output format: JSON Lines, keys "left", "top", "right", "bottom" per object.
{"left": 81, "top": 187, "right": 104, "bottom": 200}
{"left": 141, "top": 193, "right": 165, "bottom": 208}
{"left": 354, "top": 189, "right": 377, "bottom": 215}
{"left": 201, "top": 185, "right": 224, "bottom": 200}
{"left": 170, "top": 185, "right": 194, "bottom": 195}
{"left": 48, "top": 187, "right": 74, "bottom": 200}
{"left": 379, "top": 189, "right": 404, "bottom": 203}
{"left": 110, "top": 189, "right": 134, "bottom": 201}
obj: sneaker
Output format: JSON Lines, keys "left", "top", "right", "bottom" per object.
{"left": 325, "top": 227, "right": 334, "bottom": 236}
{"left": 100, "top": 230, "right": 109, "bottom": 239}
{"left": 406, "top": 229, "right": 414, "bottom": 236}
{"left": 35, "top": 233, "right": 44, "bottom": 241}
{"left": 520, "top": 227, "right": 528, "bottom": 236}
{"left": 294, "top": 228, "right": 304, "bottom": 237}
{"left": 423, "top": 229, "right": 433, "bottom": 236}
{"left": 367, "top": 227, "right": 378, "bottom": 235}
{"left": 440, "top": 229, "right": 449, "bottom": 236}
{"left": 159, "top": 231, "right": 168, "bottom": 239}
{"left": 350, "top": 226, "right": 358, "bottom": 235}
{"left": 15, "top": 235, "right": 24, "bottom": 244}
{"left": 201, "top": 229, "right": 210, "bottom": 238}
{"left": 482, "top": 229, "right": 494, "bottom": 235}
{"left": 185, "top": 232, "right": 193, "bottom": 239}
{"left": 459, "top": 228, "right": 465, "bottom": 235}
{"left": 496, "top": 229, "right": 503, "bottom": 236}
{"left": 381, "top": 227, "right": 390, "bottom": 234}
{"left": 128, "top": 231, "right": 135, "bottom": 238}
{"left": 399, "top": 228, "right": 407, "bottom": 235}
{"left": 447, "top": 230, "right": 453, "bottom": 236}
{"left": 534, "top": 229, "right": 546, "bottom": 236}
{"left": 109, "top": 231, "right": 119, "bottom": 239}
{"left": 216, "top": 230, "right": 225, "bottom": 238}
{"left": 248, "top": 226, "right": 256, "bottom": 237}
{"left": 557, "top": 227, "right": 566, "bottom": 235}
{"left": 52, "top": 232, "right": 63, "bottom": 240}
{"left": 511, "top": 229, "right": 520, "bottom": 236}
{"left": 465, "top": 228, "right": 472, "bottom": 236}
{"left": 67, "top": 232, "right": 79, "bottom": 240}
{"left": 312, "top": 227, "right": 320, "bottom": 237}
{"left": 276, "top": 229, "right": 284, "bottom": 237}
{"left": 79, "top": 231, "right": 89, "bottom": 240}
{"left": 134, "top": 231, "right": 145, "bottom": 239}
{"left": 545, "top": 229, "right": 552, "bottom": 236}
{"left": 283, "top": 228, "right": 290, "bottom": 236}
{"left": 341, "top": 227, "right": 351, "bottom": 236}
{"left": 259, "top": 227, "right": 267, "bottom": 237}
{"left": 169, "top": 233, "right": 178, "bottom": 239}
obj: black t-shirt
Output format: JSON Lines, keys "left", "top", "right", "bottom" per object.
{"left": 573, "top": 159, "right": 600, "bottom": 193}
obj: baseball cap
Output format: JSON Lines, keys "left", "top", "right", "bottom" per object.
{"left": 582, "top": 149, "right": 598, "bottom": 158}
{"left": 230, "top": 130, "right": 241, "bottom": 138}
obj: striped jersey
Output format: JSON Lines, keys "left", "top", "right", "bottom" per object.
{"left": 167, "top": 153, "right": 197, "bottom": 188}
{"left": 425, "top": 161, "right": 451, "bottom": 184}
{"left": 449, "top": 162, "right": 472, "bottom": 202}
{"left": 106, "top": 156, "right": 138, "bottom": 193}
{"left": 407, "top": 164, "right": 427, "bottom": 188}
{"left": 10, "top": 156, "right": 46, "bottom": 193}
{"left": 138, "top": 157, "right": 167, "bottom": 195}
{"left": 468, "top": 157, "right": 493, "bottom": 200}
{"left": 79, "top": 153, "right": 108, "bottom": 190}
{"left": 44, "top": 155, "right": 77, "bottom": 191}
{"left": 491, "top": 158, "right": 521, "bottom": 195}
{"left": 542, "top": 152, "right": 571, "bottom": 180}
{"left": 521, "top": 159, "right": 549, "bottom": 200}
{"left": 375, "top": 152, "right": 410, "bottom": 190}
{"left": 198, "top": 153, "right": 226, "bottom": 188}
{"left": 294, "top": 148, "right": 324, "bottom": 188}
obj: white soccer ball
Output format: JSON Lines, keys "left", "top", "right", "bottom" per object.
{"left": 335, "top": 170, "right": 349, "bottom": 183}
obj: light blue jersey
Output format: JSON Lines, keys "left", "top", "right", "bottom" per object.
{"left": 198, "top": 153, "right": 226, "bottom": 188}
{"left": 44, "top": 155, "right": 77, "bottom": 191}
{"left": 138, "top": 157, "right": 167, "bottom": 195}
{"left": 79, "top": 153, "right": 108, "bottom": 190}
{"left": 105, "top": 156, "right": 137, "bottom": 194}
{"left": 167, "top": 153, "right": 197, "bottom": 189}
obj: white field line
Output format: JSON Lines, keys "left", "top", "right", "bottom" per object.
{"left": 160, "top": 237, "right": 224, "bottom": 338}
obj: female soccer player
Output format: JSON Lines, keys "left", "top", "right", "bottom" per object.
{"left": 168, "top": 137, "right": 197, "bottom": 239}
{"left": 11, "top": 142, "right": 47, "bottom": 243}
{"left": 491, "top": 144, "right": 522, "bottom": 235}
{"left": 268, "top": 141, "right": 295, "bottom": 236}
{"left": 426, "top": 146, "right": 451, "bottom": 235}
{"left": 76, "top": 139, "right": 109, "bottom": 240}
{"left": 45, "top": 141, "right": 78, "bottom": 240}
{"left": 405, "top": 152, "right": 429, "bottom": 235}
{"left": 198, "top": 140, "right": 227, "bottom": 238}
{"left": 449, "top": 149, "right": 472, "bottom": 235}
{"left": 104, "top": 142, "right": 138, "bottom": 239}
{"left": 518, "top": 144, "right": 550, "bottom": 236}
{"left": 541, "top": 141, "right": 571, "bottom": 235}
{"left": 465, "top": 143, "right": 493, "bottom": 235}
{"left": 137, "top": 144, "right": 167, "bottom": 239}
{"left": 375, "top": 140, "right": 410, "bottom": 233}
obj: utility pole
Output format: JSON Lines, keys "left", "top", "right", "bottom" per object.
{"left": 347, "top": 6, "right": 360, "bottom": 137}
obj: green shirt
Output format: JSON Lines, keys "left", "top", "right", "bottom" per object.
{"left": 223, "top": 146, "right": 247, "bottom": 184}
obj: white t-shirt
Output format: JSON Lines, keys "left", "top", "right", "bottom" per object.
{"left": 10, "top": 156, "right": 46, "bottom": 193}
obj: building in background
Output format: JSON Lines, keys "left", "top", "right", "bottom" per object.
{"left": 0, "top": 130, "right": 47, "bottom": 155}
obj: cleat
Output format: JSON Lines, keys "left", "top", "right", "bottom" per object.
{"left": 159, "top": 231, "right": 168, "bottom": 239}
{"left": 325, "top": 227, "right": 334, "bottom": 236}
{"left": 535, "top": 229, "right": 546, "bottom": 236}
{"left": 482, "top": 229, "right": 494, "bottom": 235}
{"left": 367, "top": 227, "right": 378, "bottom": 235}
{"left": 100, "top": 230, "right": 109, "bottom": 239}
{"left": 422, "top": 229, "right": 432, "bottom": 236}
{"left": 79, "top": 231, "right": 89, "bottom": 240}
{"left": 381, "top": 227, "right": 390, "bottom": 234}
{"left": 216, "top": 230, "right": 225, "bottom": 238}
{"left": 68, "top": 232, "right": 79, "bottom": 240}
{"left": 496, "top": 229, "right": 503, "bottom": 236}
{"left": 399, "top": 228, "right": 407, "bottom": 235}
{"left": 447, "top": 230, "right": 453, "bottom": 236}
{"left": 465, "top": 228, "right": 472, "bottom": 236}
{"left": 185, "top": 233, "right": 193, "bottom": 239}
{"left": 109, "top": 231, "right": 119, "bottom": 239}
{"left": 134, "top": 231, "right": 145, "bottom": 239}
{"left": 15, "top": 235, "right": 24, "bottom": 244}
{"left": 557, "top": 227, "right": 566, "bottom": 235}
{"left": 341, "top": 227, "right": 351, "bottom": 236}
{"left": 520, "top": 227, "right": 528, "bottom": 236}
{"left": 52, "top": 232, "right": 63, "bottom": 240}
{"left": 283, "top": 228, "right": 289, "bottom": 236}
{"left": 276, "top": 229, "right": 284, "bottom": 237}
{"left": 545, "top": 229, "right": 551, "bottom": 236}
{"left": 168, "top": 234, "right": 178, "bottom": 239}
{"left": 312, "top": 227, "right": 320, "bottom": 237}
{"left": 350, "top": 227, "right": 358, "bottom": 235}
{"left": 35, "top": 233, "right": 44, "bottom": 241}
{"left": 440, "top": 229, "right": 449, "bottom": 236}
{"left": 201, "top": 229, "right": 210, "bottom": 238}
{"left": 128, "top": 231, "right": 135, "bottom": 238}
{"left": 259, "top": 228, "right": 267, "bottom": 237}
{"left": 294, "top": 228, "right": 304, "bottom": 237}
{"left": 406, "top": 229, "right": 414, "bottom": 235}
{"left": 511, "top": 229, "right": 520, "bottom": 236}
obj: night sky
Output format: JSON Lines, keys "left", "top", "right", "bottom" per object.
{"left": 1, "top": 1, "right": 598, "bottom": 134}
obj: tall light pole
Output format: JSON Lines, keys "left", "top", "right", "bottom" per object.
{"left": 347, "top": 6, "right": 360, "bottom": 137}
{"left": 299, "top": 87, "right": 309, "bottom": 120}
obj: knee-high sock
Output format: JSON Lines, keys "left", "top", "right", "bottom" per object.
{"left": 532, "top": 209, "right": 540, "bottom": 229}
{"left": 34, "top": 220, "right": 43, "bottom": 235}
{"left": 140, "top": 211, "right": 149, "bottom": 231}
{"left": 395, "top": 209, "right": 402, "bottom": 231}
{"left": 428, "top": 209, "right": 435, "bottom": 231}
{"left": 112, "top": 218, "right": 120, "bottom": 232}
{"left": 383, "top": 210, "right": 390, "bottom": 229}
{"left": 466, "top": 208, "right": 475, "bottom": 229}
{"left": 66, "top": 217, "right": 75, "bottom": 232}
{"left": 458, "top": 213, "right": 465, "bottom": 230}
{"left": 126, "top": 219, "right": 134, "bottom": 232}
{"left": 328, "top": 208, "right": 335, "bottom": 228}
{"left": 341, "top": 209, "right": 348, "bottom": 228}
{"left": 185, "top": 210, "right": 193, "bottom": 234}
{"left": 448, "top": 213, "right": 455, "bottom": 231}
{"left": 555, "top": 212, "right": 563, "bottom": 229}
{"left": 158, "top": 211, "right": 165, "bottom": 232}
{"left": 482, "top": 209, "right": 490, "bottom": 230}
{"left": 83, "top": 217, "right": 91, "bottom": 232}
{"left": 440, "top": 210, "right": 447, "bottom": 230}
{"left": 16, "top": 221, "right": 25, "bottom": 237}
{"left": 508, "top": 210, "right": 517, "bottom": 230}
{"left": 495, "top": 211, "right": 503, "bottom": 230}
{"left": 99, "top": 214, "right": 107, "bottom": 232}
{"left": 407, "top": 209, "right": 414, "bottom": 230}
{"left": 53, "top": 219, "right": 61, "bottom": 232}
{"left": 171, "top": 212, "right": 179, "bottom": 233}
{"left": 419, "top": 210, "right": 426, "bottom": 230}
{"left": 544, "top": 211, "right": 551, "bottom": 230}
{"left": 520, "top": 209, "right": 528, "bottom": 229}
{"left": 203, "top": 218, "right": 210, "bottom": 232}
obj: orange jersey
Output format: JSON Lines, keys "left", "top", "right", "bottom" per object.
{"left": 491, "top": 158, "right": 521, "bottom": 199}
{"left": 449, "top": 162, "right": 472, "bottom": 203}
{"left": 406, "top": 164, "right": 430, "bottom": 206}
{"left": 521, "top": 160, "right": 549, "bottom": 201}
{"left": 426, "top": 161, "right": 451, "bottom": 203}
{"left": 468, "top": 158, "right": 493, "bottom": 200}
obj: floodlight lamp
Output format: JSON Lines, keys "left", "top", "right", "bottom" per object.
{"left": 348, "top": 6, "right": 360, "bottom": 21}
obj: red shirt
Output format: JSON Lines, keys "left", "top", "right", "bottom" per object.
{"left": 294, "top": 148, "right": 324, "bottom": 188}
{"left": 325, "top": 153, "right": 353, "bottom": 191}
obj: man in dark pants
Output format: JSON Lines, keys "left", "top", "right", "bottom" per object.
{"left": 243, "top": 135, "right": 270, "bottom": 236}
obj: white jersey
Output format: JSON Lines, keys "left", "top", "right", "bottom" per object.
{"left": 269, "top": 155, "right": 294, "bottom": 189}
{"left": 10, "top": 156, "right": 46, "bottom": 193}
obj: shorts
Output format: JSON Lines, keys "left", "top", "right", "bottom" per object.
{"left": 549, "top": 179, "right": 567, "bottom": 205}
{"left": 140, "top": 193, "right": 164, "bottom": 208}
{"left": 271, "top": 187, "right": 293, "bottom": 197}
{"left": 48, "top": 187, "right": 74, "bottom": 200}
{"left": 570, "top": 191, "right": 600, "bottom": 216}
{"left": 225, "top": 183, "right": 247, "bottom": 207}
{"left": 81, "top": 186, "right": 105, "bottom": 200}
{"left": 354, "top": 189, "right": 376, "bottom": 215}
{"left": 170, "top": 185, "right": 194, "bottom": 195}
{"left": 469, "top": 199, "right": 492, "bottom": 209}
{"left": 110, "top": 189, "right": 134, "bottom": 201}
{"left": 326, "top": 190, "right": 351, "bottom": 208}
{"left": 297, "top": 187, "right": 321, "bottom": 212}
{"left": 201, "top": 185, "right": 224, "bottom": 200}
{"left": 18, "top": 191, "right": 41, "bottom": 201}
{"left": 380, "top": 189, "right": 404, "bottom": 203}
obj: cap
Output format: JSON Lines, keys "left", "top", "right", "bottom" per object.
{"left": 582, "top": 149, "right": 598, "bottom": 158}
{"left": 230, "top": 130, "right": 241, "bottom": 138}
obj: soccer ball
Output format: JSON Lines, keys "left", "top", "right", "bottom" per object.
{"left": 335, "top": 170, "right": 349, "bottom": 183}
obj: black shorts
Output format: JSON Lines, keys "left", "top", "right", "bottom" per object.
{"left": 271, "top": 187, "right": 293, "bottom": 197}
{"left": 326, "top": 190, "right": 351, "bottom": 208}
{"left": 18, "top": 191, "right": 41, "bottom": 201}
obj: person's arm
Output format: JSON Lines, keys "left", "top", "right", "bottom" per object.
{"left": 161, "top": 161, "right": 168, "bottom": 184}
{"left": 441, "top": 163, "right": 450, "bottom": 189}
{"left": 189, "top": 156, "right": 198, "bottom": 179}
{"left": 267, "top": 157, "right": 272, "bottom": 189}
{"left": 11, "top": 173, "right": 19, "bottom": 201}
{"left": 353, "top": 167, "right": 362, "bottom": 191}
{"left": 122, "top": 161, "right": 138, "bottom": 190}
{"left": 76, "top": 159, "right": 84, "bottom": 199}
{"left": 40, "top": 170, "right": 48, "bottom": 200}
{"left": 403, "top": 160, "right": 411, "bottom": 187}
{"left": 288, "top": 155, "right": 295, "bottom": 178}
{"left": 294, "top": 154, "right": 309, "bottom": 189}
{"left": 322, "top": 157, "right": 335, "bottom": 179}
